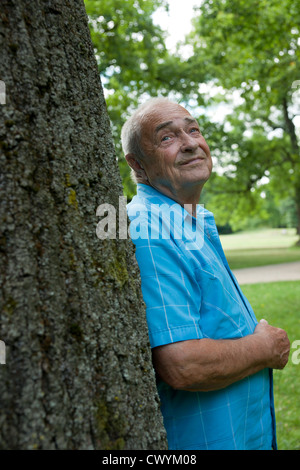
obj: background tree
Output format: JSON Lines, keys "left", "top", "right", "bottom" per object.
{"left": 185, "top": 0, "right": 300, "bottom": 238}
{"left": 0, "top": 0, "right": 167, "bottom": 450}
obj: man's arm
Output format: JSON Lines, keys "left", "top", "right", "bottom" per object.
{"left": 152, "top": 320, "right": 290, "bottom": 392}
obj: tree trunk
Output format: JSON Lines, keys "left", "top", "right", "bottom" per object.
{"left": 0, "top": 0, "right": 167, "bottom": 450}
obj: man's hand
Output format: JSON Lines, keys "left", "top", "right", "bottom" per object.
{"left": 253, "top": 319, "right": 290, "bottom": 370}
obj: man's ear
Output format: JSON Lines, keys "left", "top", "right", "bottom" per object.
{"left": 125, "top": 154, "right": 148, "bottom": 181}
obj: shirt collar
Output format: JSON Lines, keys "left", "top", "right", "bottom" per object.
{"left": 136, "top": 183, "right": 213, "bottom": 221}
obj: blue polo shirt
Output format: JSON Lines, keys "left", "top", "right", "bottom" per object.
{"left": 127, "top": 184, "right": 277, "bottom": 450}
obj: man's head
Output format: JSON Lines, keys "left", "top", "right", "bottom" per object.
{"left": 121, "top": 98, "right": 212, "bottom": 204}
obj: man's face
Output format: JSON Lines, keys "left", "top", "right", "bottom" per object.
{"left": 139, "top": 102, "right": 213, "bottom": 196}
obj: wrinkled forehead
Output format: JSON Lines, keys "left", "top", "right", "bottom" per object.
{"left": 142, "top": 102, "right": 191, "bottom": 123}
{"left": 140, "top": 102, "right": 192, "bottom": 140}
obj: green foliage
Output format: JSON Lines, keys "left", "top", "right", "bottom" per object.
{"left": 85, "top": 0, "right": 167, "bottom": 85}
{"left": 85, "top": 0, "right": 165, "bottom": 197}
{"left": 186, "top": 0, "right": 300, "bottom": 233}
{"left": 189, "top": 0, "right": 300, "bottom": 98}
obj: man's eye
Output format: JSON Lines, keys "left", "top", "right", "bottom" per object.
{"left": 190, "top": 127, "right": 200, "bottom": 134}
{"left": 161, "top": 135, "right": 171, "bottom": 141}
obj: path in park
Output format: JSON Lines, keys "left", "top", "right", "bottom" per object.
{"left": 232, "top": 261, "right": 300, "bottom": 285}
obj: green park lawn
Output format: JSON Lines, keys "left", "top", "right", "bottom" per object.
{"left": 242, "top": 281, "right": 300, "bottom": 450}
{"left": 220, "top": 228, "right": 300, "bottom": 450}
{"left": 220, "top": 228, "right": 300, "bottom": 270}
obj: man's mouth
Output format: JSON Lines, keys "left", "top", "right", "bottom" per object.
{"left": 179, "top": 156, "right": 205, "bottom": 166}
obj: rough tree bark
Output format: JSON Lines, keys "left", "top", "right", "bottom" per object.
{"left": 0, "top": 0, "right": 167, "bottom": 450}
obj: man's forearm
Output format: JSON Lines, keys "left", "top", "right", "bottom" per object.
{"left": 153, "top": 336, "right": 267, "bottom": 392}
{"left": 176, "top": 336, "right": 269, "bottom": 391}
{"left": 152, "top": 322, "right": 290, "bottom": 392}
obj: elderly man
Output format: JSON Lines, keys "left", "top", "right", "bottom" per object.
{"left": 121, "top": 98, "right": 290, "bottom": 450}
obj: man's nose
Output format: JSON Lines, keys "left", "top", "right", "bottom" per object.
{"left": 180, "top": 132, "right": 199, "bottom": 152}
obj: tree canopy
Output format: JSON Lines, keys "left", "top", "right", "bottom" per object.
{"left": 185, "top": 0, "right": 300, "bottom": 234}
{"left": 85, "top": 0, "right": 300, "bottom": 237}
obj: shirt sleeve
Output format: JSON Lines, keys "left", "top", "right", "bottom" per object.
{"left": 133, "top": 231, "right": 204, "bottom": 348}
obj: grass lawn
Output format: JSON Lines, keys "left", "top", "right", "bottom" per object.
{"left": 241, "top": 281, "right": 300, "bottom": 450}
{"left": 220, "top": 228, "right": 300, "bottom": 269}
